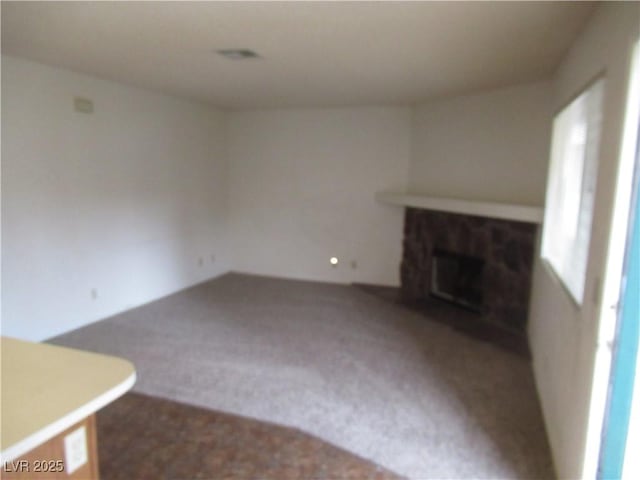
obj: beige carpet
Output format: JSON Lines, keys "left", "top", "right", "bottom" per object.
{"left": 51, "top": 273, "right": 554, "bottom": 479}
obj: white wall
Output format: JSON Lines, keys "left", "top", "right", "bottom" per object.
{"left": 1, "top": 56, "right": 230, "bottom": 341}
{"left": 410, "top": 81, "right": 552, "bottom": 205}
{"left": 227, "top": 107, "right": 411, "bottom": 286}
{"left": 528, "top": 3, "right": 640, "bottom": 478}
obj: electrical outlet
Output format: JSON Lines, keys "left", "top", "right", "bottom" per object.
{"left": 64, "top": 426, "right": 88, "bottom": 474}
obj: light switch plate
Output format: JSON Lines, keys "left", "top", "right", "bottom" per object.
{"left": 64, "top": 426, "right": 88, "bottom": 474}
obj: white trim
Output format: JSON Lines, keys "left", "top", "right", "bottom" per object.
{"left": 0, "top": 372, "right": 136, "bottom": 463}
{"left": 597, "top": 36, "right": 640, "bottom": 480}
{"left": 375, "top": 191, "right": 543, "bottom": 223}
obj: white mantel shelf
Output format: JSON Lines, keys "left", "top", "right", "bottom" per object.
{"left": 375, "top": 191, "right": 544, "bottom": 224}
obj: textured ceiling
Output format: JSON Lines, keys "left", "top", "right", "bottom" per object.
{"left": 1, "top": 1, "right": 596, "bottom": 109}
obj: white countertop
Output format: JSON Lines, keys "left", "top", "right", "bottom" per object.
{"left": 1, "top": 337, "right": 136, "bottom": 462}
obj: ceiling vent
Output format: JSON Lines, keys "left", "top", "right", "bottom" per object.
{"left": 216, "top": 49, "right": 259, "bottom": 60}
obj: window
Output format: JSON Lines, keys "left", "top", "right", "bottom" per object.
{"left": 541, "top": 79, "right": 605, "bottom": 304}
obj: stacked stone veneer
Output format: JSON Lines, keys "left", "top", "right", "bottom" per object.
{"left": 400, "top": 208, "right": 537, "bottom": 332}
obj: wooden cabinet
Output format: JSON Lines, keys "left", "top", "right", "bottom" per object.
{"left": 2, "top": 416, "right": 99, "bottom": 480}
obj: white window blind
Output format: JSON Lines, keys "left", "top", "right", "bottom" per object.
{"left": 541, "top": 79, "right": 605, "bottom": 304}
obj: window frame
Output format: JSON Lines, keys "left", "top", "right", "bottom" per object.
{"left": 541, "top": 75, "right": 606, "bottom": 306}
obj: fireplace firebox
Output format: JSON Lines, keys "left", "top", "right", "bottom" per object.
{"left": 430, "top": 249, "right": 485, "bottom": 312}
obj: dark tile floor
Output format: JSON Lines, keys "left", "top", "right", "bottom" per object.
{"left": 97, "top": 393, "right": 403, "bottom": 480}
{"left": 354, "top": 283, "right": 530, "bottom": 357}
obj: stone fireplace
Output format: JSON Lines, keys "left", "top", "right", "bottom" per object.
{"left": 400, "top": 207, "right": 537, "bottom": 333}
